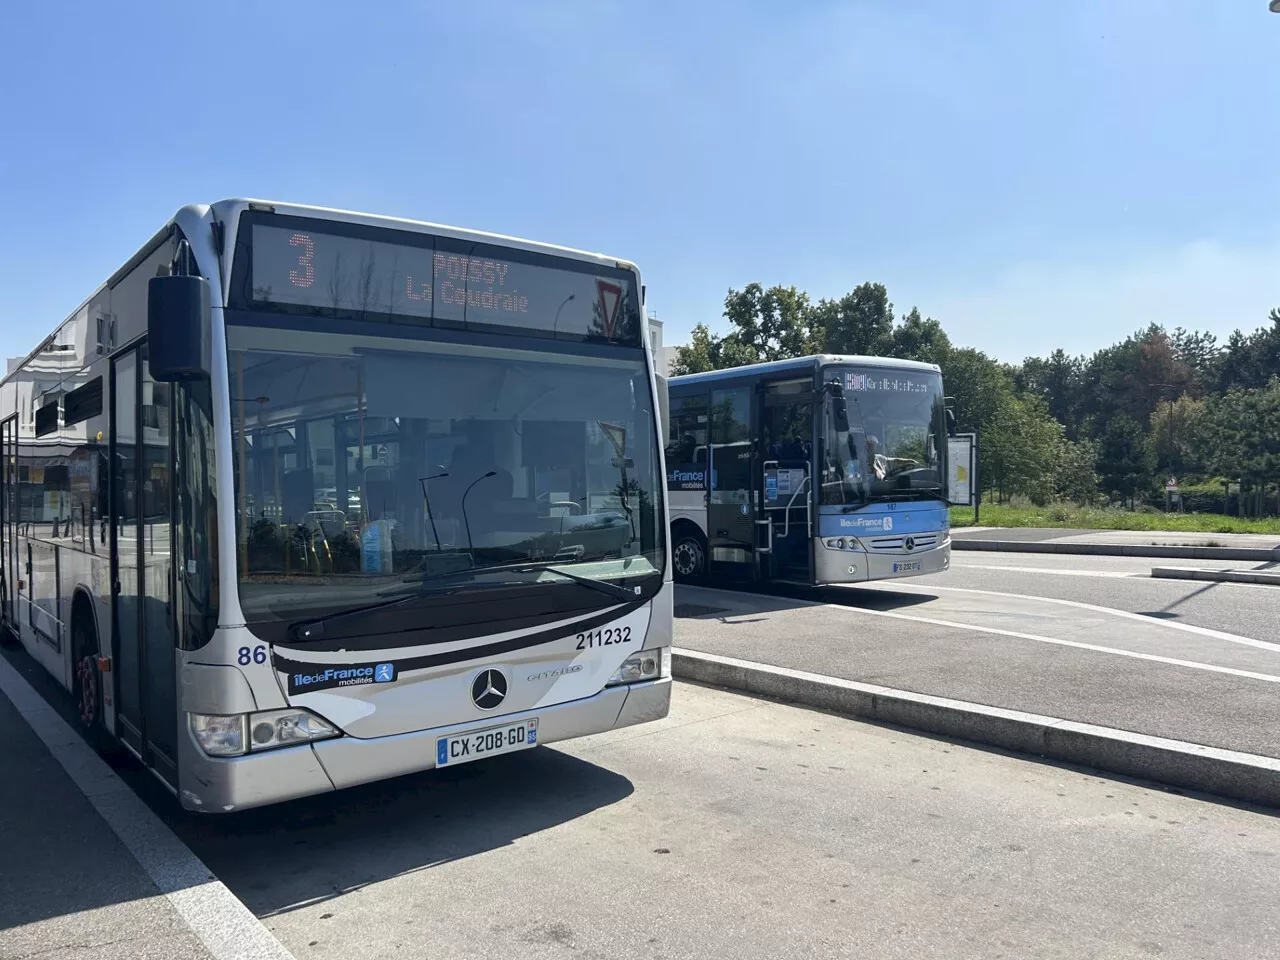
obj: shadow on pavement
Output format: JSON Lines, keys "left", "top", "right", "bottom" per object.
{"left": 0, "top": 690, "right": 171, "bottom": 937}
{"left": 2, "top": 638, "right": 635, "bottom": 926}
{"left": 812, "top": 585, "right": 937, "bottom": 611}
{"left": 677, "top": 581, "right": 936, "bottom": 615}
{"left": 173, "top": 745, "right": 634, "bottom": 919}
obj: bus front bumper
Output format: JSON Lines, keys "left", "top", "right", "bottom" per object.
{"left": 179, "top": 677, "right": 671, "bottom": 813}
{"left": 813, "top": 536, "right": 951, "bottom": 585}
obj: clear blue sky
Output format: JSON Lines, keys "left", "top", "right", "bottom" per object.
{"left": 1, "top": 1, "right": 1276, "bottom": 365}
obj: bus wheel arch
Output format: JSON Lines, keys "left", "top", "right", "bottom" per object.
{"left": 70, "top": 590, "right": 102, "bottom": 730}
{"left": 671, "top": 521, "right": 707, "bottom": 582}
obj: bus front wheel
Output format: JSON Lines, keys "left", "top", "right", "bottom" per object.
{"left": 672, "top": 529, "right": 707, "bottom": 583}
{"left": 72, "top": 619, "right": 101, "bottom": 731}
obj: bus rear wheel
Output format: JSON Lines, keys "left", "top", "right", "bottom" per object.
{"left": 672, "top": 531, "right": 707, "bottom": 583}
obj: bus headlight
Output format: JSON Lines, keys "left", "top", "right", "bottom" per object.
{"left": 189, "top": 709, "right": 338, "bottom": 757}
{"left": 607, "top": 648, "right": 667, "bottom": 686}
{"left": 248, "top": 709, "right": 338, "bottom": 752}
{"left": 189, "top": 714, "right": 247, "bottom": 757}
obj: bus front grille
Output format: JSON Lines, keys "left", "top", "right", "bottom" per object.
{"left": 865, "top": 534, "right": 940, "bottom": 553}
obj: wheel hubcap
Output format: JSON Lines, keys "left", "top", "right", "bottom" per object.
{"left": 675, "top": 541, "right": 702, "bottom": 576}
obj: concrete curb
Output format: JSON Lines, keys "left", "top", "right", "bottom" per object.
{"left": 953, "top": 538, "right": 1279, "bottom": 562}
{"left": 1152, "top": 566, "right": 1280, "bottom": 586}
{"left": 673, "top": 649, "right": 1280, "bottom": 809}
{"left": 0, "top": 655, "right": 298, "bottom": 960}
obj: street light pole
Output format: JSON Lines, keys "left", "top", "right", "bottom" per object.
{"left": 461, "top": 470, "right": 497, "bottom": 557}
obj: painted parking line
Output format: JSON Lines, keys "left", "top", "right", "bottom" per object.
{"left": 871, "top": 581, "right": 1280, "bottom": 656}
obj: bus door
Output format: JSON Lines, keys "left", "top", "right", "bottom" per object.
{"left": 1, "top": 415, "right": 15, "bottom": 626}
{"left": 758, "top": 378, "right": 814, "bottom": 584}
{"left": 707, "top": 386, "right": 754, "bottom": 581}
{"left": 110, "top": 343, "right": 178, "bottom": 784}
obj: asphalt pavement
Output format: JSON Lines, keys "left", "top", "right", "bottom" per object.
{"left": 170, "top": 683, "right": 1280, "bottom": 960}
{"left": 952, "top": 526, "right": 1096, "bottom": 542}
{"left": 673, "top": 549, "right": 1280, "bottom": 759}
{"left": 916, "top": 551, "right": 1280, "bottom": 646}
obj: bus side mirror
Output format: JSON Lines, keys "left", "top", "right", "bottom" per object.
{"left": 147, "top": 275, "right": 211, "bottom": 382}
{"left": 655, "top": 373, "right": 670, "bottom": 450}
{"left": 945, "top": 407, "right": 957, "bottom": 437}
{"left": 832, "top": 397, "right": 849, "bottom": 433}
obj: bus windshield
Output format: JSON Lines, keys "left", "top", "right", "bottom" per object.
{"left": 227, "top": 323, "right": 664, "bottom": 628}
{"left": 819, "top": 364, "right": 946, "bottom": 509}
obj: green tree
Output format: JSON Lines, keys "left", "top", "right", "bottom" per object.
{"left": 980, "top": 394, "right": 1063, "bottom": 504}
{"left": 813, "top": 282, "right": 895, "bottom": 356}
{"left": 1097, "top": 416, "right": 1155, "bottom": 506}
{"left": 1016, "top": 348, "right": 1086, "bottom": 439}
{"left": 1170, "top": 327, "right": 1221, "bottom": 395}
{"left": 1199, "top": 381, "right": 1280, "bottom": 514}
{"left": 1148, "top": 394, "right": 1208, "bottom": 478}
{"left": 940, "top": 347, "right": 1011, "bottom": 435}
{"left": 1081, "top": 325, "right": 1191, "bottom": 434}
{"left": 889, "top": 307, "right": 951, "bottom": 365}
{"left": 1053, "top": 438, "right": 1100, "bottom": 505}
{"left": 721, "top": 283, "right": 821, "bottom": 362}
{"left": 670, "top": 322, "right": 757, "bottom": 375}
{"left": 1217, "top": 315, "right": 1280, "bottom": 392}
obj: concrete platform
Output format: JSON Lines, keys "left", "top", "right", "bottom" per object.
{"left": 0, "top": 650, "right": 295, "bottom": 960}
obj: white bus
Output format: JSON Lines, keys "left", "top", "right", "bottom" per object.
{"left": 0, "top": 200, "right": 672, "bottom": 812}
{"left": 666, "top": 355, "right": 951, "bottom": 587}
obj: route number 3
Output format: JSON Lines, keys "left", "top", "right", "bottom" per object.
{"left": 237, "top": 645, "right": 268, "bottom": 666}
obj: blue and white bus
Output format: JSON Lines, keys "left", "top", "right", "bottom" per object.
{"left": 665, "top": 355, "right": 951, "bottom": 586}
{"left": 1, "top": 200, "right": 672, "bottom": 811}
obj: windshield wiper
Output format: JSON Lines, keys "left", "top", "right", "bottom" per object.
{"left": 289, "top": 560, "right": 641, "bottom": 638}
{"left": 413, "top": 558, "right": 639, "bottom": 602}
{"left": 289, "top": 577, "right": 511, "bottom": 638}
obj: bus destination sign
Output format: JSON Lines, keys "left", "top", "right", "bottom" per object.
{"left": 249, "top": 224, "right": 639, "bottom": 342}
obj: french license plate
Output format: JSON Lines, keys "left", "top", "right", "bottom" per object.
{"left": 893, "top": 560, "right": 922, "bottom": 573}
{"left": 436, "top": 719, "right": 538, "bottom": 767}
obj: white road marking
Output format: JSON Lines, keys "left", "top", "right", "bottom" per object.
{"left": 952, "top": 563, "right": 1144, "bottom": 579}
{"left": 869, "top": 581, "right": 1280, "bottom": 655}
{"left": 809, "top": 601, "right": 1280, "bottom": 684}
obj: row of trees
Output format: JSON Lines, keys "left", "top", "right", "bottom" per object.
{"left": 672, "top": 282, "right": 1280, "bottom": 514}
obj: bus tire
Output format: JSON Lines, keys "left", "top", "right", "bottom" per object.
{"left": 72, "top": 615, "right": 102, "bottom": 732}
{"left": 671, "top": 526, "right": 707, "bottom": 583}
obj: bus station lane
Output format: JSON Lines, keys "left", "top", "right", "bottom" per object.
{"left": 672, "top": 584, "right": 1280, "bottom": 759}
{"left": 174, "top": 683, "right": 1280, "bottom": 960}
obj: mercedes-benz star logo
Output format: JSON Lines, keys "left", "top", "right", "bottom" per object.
{"left": 905, "top": 536, "right": 916, "bottom": 552}
{"left": 471, "top": 669, "right": 508, "bottom": 710}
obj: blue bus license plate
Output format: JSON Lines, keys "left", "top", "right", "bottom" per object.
{"left": 437, "top": 719, "right": 538, "bottom": 766}
{"left": 893, "top": 560, "right": 921, "bottom": 573}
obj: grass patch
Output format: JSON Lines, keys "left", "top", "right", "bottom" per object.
{"left": 950, "top": 503, "right": 1280, "bottom": 535}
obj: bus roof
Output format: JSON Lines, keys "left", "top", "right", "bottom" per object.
{"left": 669, "top": 353, "right": 941, "bottom": 386}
